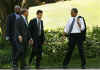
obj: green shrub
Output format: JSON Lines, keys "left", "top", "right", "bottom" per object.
{"left": 0, "top": 26, "right": 100, "bottom": 68}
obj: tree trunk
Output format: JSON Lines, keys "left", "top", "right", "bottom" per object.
{"left": 0, "top": 0, "right": 22, "bottom": 39}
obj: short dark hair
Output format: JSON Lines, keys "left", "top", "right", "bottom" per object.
{"left": 37, "top": 10, "right": 43, "bottom": 14}
{"left": 14, "top": 5, "right": 20, "bottom": 9}
{"left": 21, "top": 8, "right": 28, "bottom": 15}
{"left": 71, "top": 8, "right": 78, "bottom": 13}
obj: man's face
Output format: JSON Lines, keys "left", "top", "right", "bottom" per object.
{"left": 71, "top": 10, "right": 77, "bottom": 17}
{"left": 37, "top": 13, "right": 43, "bottom": 19}
{"left": 24, "top": 11, "right": 29, "bottom": 17}
{"left": 15, "top": 8, "right": 20, "bottom": 14}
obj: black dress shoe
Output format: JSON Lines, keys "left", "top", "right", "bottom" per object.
{"left": 62, "top": 65, "right": 68, "bottom": 69}
{"left": 12, "top": 67, "right": 18, "bottom": 70}
{"left": 36, "top": 66, "right": 41, "bottom": 69}
{"left": 82, "top": 65, "right": 86, "bottom": 69}
{"left": 12, "top": 65, "right": 18, "bottom": 70}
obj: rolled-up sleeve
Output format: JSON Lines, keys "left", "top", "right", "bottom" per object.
{"left": 64, "top": 20, "right": 70, "bottom": 33}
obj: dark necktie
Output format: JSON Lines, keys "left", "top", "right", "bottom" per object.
{"left": 25, "top": 18, "right": 28, "bottom": 27}
{"left": 68, "top": 18, "right": 75, "bottom": 34}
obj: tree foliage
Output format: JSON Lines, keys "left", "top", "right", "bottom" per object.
{"left": 0, "top": 0, "right": 25, "bottom": 39}
{"left": 0, "top": 0, "right": 70, "bottom": 39}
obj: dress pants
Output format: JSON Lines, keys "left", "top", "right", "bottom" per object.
{"left": 29, "top": 39, "right": 42, "bottom": 69}
{"left": 10, "top": 38, "right": 27, "bottom": 70}
{"left": 10, "top": 38, "right": 18, "bottom": 70}
{"left": 63, "top": 33, "right": 86, "bottom": 67}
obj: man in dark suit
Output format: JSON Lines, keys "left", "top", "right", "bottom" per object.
{"left": 28, "top": 10, "right": 45, "bottom": 69}
{"left": 15, "top": 8, "right": 32, "bottom": 70}
{"left": 6, "top": 5, "right": 20, "bottom": 39}
{"left": 6, "top": 5, "right": 21, "bottom": 70}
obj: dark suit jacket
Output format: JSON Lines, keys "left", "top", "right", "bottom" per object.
{"left": 28, "top": 18, "right": 45, "bottom": 44}
{"left": 6, "top": 13, "right": 16, "bottom": 39}
{"left": 15, "top": 16, "right": 31, "bottom": 42}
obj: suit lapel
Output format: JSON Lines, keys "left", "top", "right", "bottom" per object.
{"left": 34, "top": 18, "right": 38, "bottom": 28}
{"left": 35, "top": 18, "right": 37, "bottom": 25}
{"left": 21, "top": 16, "right": 27, "bottom": 28}
{"left": 34, "top": 18, "right": 43, "bottom": 32}
{"left": 12, "top": 13, "right": 16, "bottom": 23}
{"left": 36, "top": 18, "right": 42, "bottom": 29}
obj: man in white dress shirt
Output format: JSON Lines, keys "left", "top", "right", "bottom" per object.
{"left": 63, "top": 8, "right": 86, "bottom": 69}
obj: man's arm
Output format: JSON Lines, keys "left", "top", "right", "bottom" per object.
{"left": 77, "top": 17, "right": 85, "bottom": 31}
{"left": 28, "top": 19, "right": 35, "bottom": 39}
{"left": 41, "top": 21, "right": 45, "bottom": 43}
{"left": 6, "top": 16, "right": 11, "bottom": 40}
{"left": 6, "top": 15, "right": 15, "bottom": 40}
{"left": 64, "top": 20, "right": 70, "bottom": 35}
{"left": 63, "top": 19, "right": 71, "bottom": 40}
{"left": 28, "top": 20, "right": 34, "bottom": 45}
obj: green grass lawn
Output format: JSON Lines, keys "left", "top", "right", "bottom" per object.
{"left": 29, "top": 53, "right": 100, "bottom": 68}
{"left": 28, "top": 0, "right": 100, "bottom": 31}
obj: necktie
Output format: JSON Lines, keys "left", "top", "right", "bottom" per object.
{"left": 68, "top": 18, "right": 75, "bottom": 34}
{"left": 25, "top": 18, "right": 28, "bottom": 27}
{"left": 37, "top": 19, "right": 41, "bottom": 36}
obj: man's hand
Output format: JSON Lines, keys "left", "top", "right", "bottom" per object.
{"left": 77, "top": 18, "right": 80, "bottom": 23}
{"left": 43, "top": 42, "right": 47, "bottom": 45}
{"left": 77, "top": 18, "right": 81, "bottom": 29}
{"left": 63, "top": 32, "right": 66, "bottom": 40}
{"left": 6, "top": 36, "right": 10, "bottom": 40}
{"left": 18, "top": 35, "right": 23, "bottom": 43}
{"left": 29, "top": 39, "right": 34, "bottom": 45}
{"left": 63, "top": 36, "right": 66, "bottom": 40}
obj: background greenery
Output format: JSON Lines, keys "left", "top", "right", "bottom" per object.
{"left": 0, "top": 0, "right": 100, "bottom": 69}
{"left": 0, "top": 26, "right": 100, "bottom": 68}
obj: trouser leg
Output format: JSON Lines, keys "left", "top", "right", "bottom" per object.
{"left": 34, "top": 40, "right": 42, "bottom": 69}
{"left": 63, "top": 37, "right": 76, "bottom": 67}
{"left": 20, "top": 42, "right": 27, "bottom": 70}
{"left": 10, "top": 40, "right": 19, "bottom": 70}
{"left": 77, "top": 38, "right": 86, "bottom": 66}
{"left": 29, "top": 49, "right": 35, "bottom": 64}
{"left": 36, "top": 54, "right": 42, "bottom": 69}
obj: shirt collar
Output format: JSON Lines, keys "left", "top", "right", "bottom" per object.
{"left": 37, "top": 18, "right": 38, "bottom": 22}
{"left": 14, "top": 13, "right": 17, "bottom": 15}
{"left": 71, "top": 16, "right": 78, "bottom": 19}
{"left": 72, "top": 16, "right": 78, "bottom": 18}
{"left": 14, "top": 13, "right": 19, "bottom": 15}
{"left": 36, "top": 18, "right": 41, "bottom": 21}
{"left": 22, "top": 15, "right": 26, "bottom": 20}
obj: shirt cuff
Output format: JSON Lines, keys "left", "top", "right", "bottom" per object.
{"left": 30, "top": 38, "right": 33, "bottom": 40}
{"left": 64, "top": 28, "right": 68, "bottom": 33}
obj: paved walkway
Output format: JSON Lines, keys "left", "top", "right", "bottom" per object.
{"left": 0, "top": 69, "right": 100, "bottom": 70}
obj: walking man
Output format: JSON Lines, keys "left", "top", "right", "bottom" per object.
{"left": 28, "top": 10, "right": 45, "bottom": 69}
{"left": 15, "top": 8, "right": 32, "bottom": 70}
{"left": 63, "top": 8, "right": 86, "bottom": 69}
{"left": 6, "top": 5, "right": 21, "bottom": 70}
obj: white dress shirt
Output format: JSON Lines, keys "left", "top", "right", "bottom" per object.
{"left": 37, "top": 18, "right": 41, "bottom": 31}
{"left": 64, "top": 16, "right": 85, "bottom": 33}
{"left": 22, "top": 15, "right": 28, "bottom": 26}
{"left": 15, "top": 13, "right": 20, "bottom": 20}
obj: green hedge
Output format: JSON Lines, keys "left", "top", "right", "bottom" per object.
{"left": 44, "top": 26, "right": 100, "bottom": 58}
{"left": 0, "top": 26, "right": 100, "bottom": 68}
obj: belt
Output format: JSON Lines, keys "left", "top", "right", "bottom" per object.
{"left": 70, "top": 33, "right": 81, "bottom": 36}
